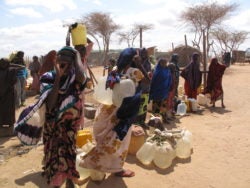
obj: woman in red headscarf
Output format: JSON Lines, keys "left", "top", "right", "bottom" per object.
{"left": 204, "top": 57, "right": 226, "bottom": 108}
{"left": 39, "top": 50, "right": 57, "bottom": 77}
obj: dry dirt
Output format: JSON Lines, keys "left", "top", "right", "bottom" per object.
{"left": 1, "top": 63, "right": 250, "bottom": 188}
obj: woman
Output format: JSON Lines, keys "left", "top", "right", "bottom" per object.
{"left": 180, "top": 52, "right": 202, "bottom": 99}
{"left": 15, "top": 46, "right": 87, "bottom": 187}
{"left": 79, "top": 75, "right": 141, "bottom": 178}
{"left": 149, "top": 58, "right": 172, "bottom": 123}
{"left": 203, "top": 58, "right": 226, "bottom": 108}
{"left": 0, "top": 58, "right": 17, "bottom": 136}
{"left": 29, "top": 56, "right": 41, "bottom": 93}
{"left": 39, "top": 50, "right": 57, "bottom": 77}
{"left": 166, "top": 62, "right": 177, "bottom": 118}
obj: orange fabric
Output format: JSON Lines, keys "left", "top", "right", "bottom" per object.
{"left": 184, "top": 81, "right": 198, "bottom": 99}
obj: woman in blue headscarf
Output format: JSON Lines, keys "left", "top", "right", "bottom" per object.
{"left": 149, "top": 58, "right": 172, "bottom": 123}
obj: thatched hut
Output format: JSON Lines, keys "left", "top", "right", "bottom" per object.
{"left": 171, "top": 45, "right": 201, "bottom": 67}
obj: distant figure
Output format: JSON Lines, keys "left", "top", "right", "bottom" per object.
{"left": 166, "top": 62, "right": 177, "bottom": 118}
{"left": 223, "top": 52, "right": 231, "bottom": 67}
{"left": 11, "top": 51, "right": 28, "bottom": 108}
{"left": 103, "top": 57, "right": 116, "bottom": 76}
{"left": 0, "top": 58, "right": 17, "bottom": 134}
{"left": 169, "top": 53, "right": 180, "bottom": 97}
{"left": 180, "top": 52, "right": 202, "bottom": 99}
{"left": 29, "top": 56, "right": 41, "bottom": 93}
{"left": 39, "top": 50, "right": 57, "bottom": 77}
{"left": 203, "top": 58, "right": 226, "bottom": 108}
{"left": 108, "top": 57, "right": 116, "bottom": 73}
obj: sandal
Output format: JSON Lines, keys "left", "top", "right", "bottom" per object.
{"left": 115, "top": 169, "right": 135, "bottom": 177}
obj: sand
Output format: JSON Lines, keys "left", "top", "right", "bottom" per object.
{"left": 1, "top": 63, "right": 250, "bottom": 188}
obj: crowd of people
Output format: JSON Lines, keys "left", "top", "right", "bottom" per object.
{"left": 0, "top": 23, "right": 227, "bottom": 188}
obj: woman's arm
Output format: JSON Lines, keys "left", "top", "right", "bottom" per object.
{"left": 46, "top": 59, "right": 67, "bottom": 112}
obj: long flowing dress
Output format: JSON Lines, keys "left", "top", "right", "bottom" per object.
{"left": 149, "top": 61, "right": 172, "bottom": 122}
{"left": 15, "top": 69, "right": 86, "bottom": 187}
{"left": 181, "top": 56, "right": 202, "bottom": 99}
{"left": 0, "top": 60, "right": 17, "bottom": 127}
{"left": 204, "top": 58, "right": 226, "bottom": 102}
{"left": 80, "top": 92, "right": 140, "bottom": 173}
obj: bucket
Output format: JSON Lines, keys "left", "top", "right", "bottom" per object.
{"left": 71, "top": 23, "right": 87, "bottom": 46}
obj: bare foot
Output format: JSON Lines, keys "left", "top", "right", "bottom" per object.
{"left": 115, "top": 169, "right": 135, "bottom": 177}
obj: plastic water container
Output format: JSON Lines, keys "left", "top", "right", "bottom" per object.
{"left": 93, "top": 77, "right": 113, "bottom": 105}
{"left": 71, "top": 23, "right": 87, "bottom": 46}
{"left": 112, "top": 79, "right": 136, "bottom": 108}
{"left": 175, "top": 135, "right": 192, "bottom": 159}
{"left": 90, "top": 169, "right": 106, "bottom": 181}
{"left": 183, "top": 129, "right": 193, "bottom": 146}
{"left": 153, "top": 141, "right": 176, "bottom": 169}
{"left": 76, "top": 129, "right": 93, "bottom": 148}
{"left": 76, "top": 154, "right": 91, "bottom": 180}
{"left": 136, "top": 141, "right": 156, "bottom": 165}
{"left": 197, "top": 94, "right": 207, "bottom": 106}
{"left": 176, "top": 101, "right": 187, "bottom": 116}
{"left": 189, "top": 98, "right": 198, "bottom": 112}
{"left": 128, "top": 133, "right": 145, "bottom": 155}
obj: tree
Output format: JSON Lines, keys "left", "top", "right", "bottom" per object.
{"left": 180, "top": 2, "right": 238, "bottom": 55}
{"left": 118, "top": 23, "right": 153, "bottom": 48}
{"left": 81, "top": 12, "right": 120, "bottom": 64}
{"left": 212, "top": 28, "right": 249, "bottom": 54}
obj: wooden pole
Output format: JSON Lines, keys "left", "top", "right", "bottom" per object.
{"left": 139, "top": 27, "right": 142, "bottom": 48}
{"left": 202, "top": 30, "right": 207, "bottom": 88}
{"left": 184, "top": 34, "right": 187, "bottom": 47}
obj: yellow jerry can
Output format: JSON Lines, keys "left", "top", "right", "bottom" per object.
{"left": 71, "top": 23, "right": 87, "bottom": 46}
{"left": 76, "top": 129, "right": 93, "bottom": 148}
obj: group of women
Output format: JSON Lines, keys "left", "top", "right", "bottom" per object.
{"left": 13, "top": 41, "right": 226, "bottom": 188}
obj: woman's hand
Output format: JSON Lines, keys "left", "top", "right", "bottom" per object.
{"left": 55, "top": 58, "right": 69, "bottom": 78}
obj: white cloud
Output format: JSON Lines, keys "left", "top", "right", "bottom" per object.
{"left": 5, "top": 0, "right": 77, "bottom": 12}
{"left": 0, "top": 19, "right": 68, "bottom": 57}
{"left": 9, "top": 7, "right": 42, "bottom": 18}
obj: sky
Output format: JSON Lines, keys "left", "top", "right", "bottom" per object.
{"left": 0, "top": 0, "right": 250, "bottom": 58}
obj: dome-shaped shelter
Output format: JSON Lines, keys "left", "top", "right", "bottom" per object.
{"left": 171, "top": 45, "right": 201, "bottom": 67}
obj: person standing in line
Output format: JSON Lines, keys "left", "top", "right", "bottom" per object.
{"left": 29, "top": 55, "right": 41, "bottom": 93}
{"left": 180, "top": 52, "right": 202, "bottom": 99}
{"left": 149, "top": 58, "right": 172, "bottom": 123}
{"left": 11, "top": 51, "right": 28, "bottom": 108}
{"left": 14, "top": 46, "right": 88, "bottom": 188}
{"left": 39, "top": 50, "right": 57, "bottom": 77}
{"left": 0, "top": 58, "right": 18, "bottom": 136}
{"left": 166, "top": 62, "right": 177, "bottom": 119}
{"left": 73, "top": 37, "right": 94, "bottom": 129}
{"left": 203, "top": 57, "right": 226, "bottom": 108}
{"left": 170, "top": 53, "right": 180, "bottom": 97}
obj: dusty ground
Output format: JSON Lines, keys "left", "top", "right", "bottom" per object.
{"left": 1, "top": 63, "right": 250, "bottom": 188}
